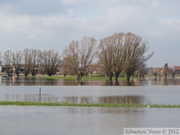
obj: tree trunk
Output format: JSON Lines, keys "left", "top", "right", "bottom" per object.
{"left": 109, "top": 75, "right": 112, "bottom": 81}
{"left": 109, "top": 72, "right": 113, "bottom": 81}
{"left": 77, "top": 72, "right": 83, "bottom": 82}
{"left": 115, "top": 71, "right": 121, "bottom": 81}
{"left": 15, "top": 69, "right": 20, "bottom": 76}
{"left": 31, "top": 71, "right": 36, "bottom": 76}
{"left": 126, "top": 74, "right": 131, "bottom": 81}
{"left": 172, "top": 73, "right": 175, "bottom": 79}
{"left": 47, "top": 72, "right": 53, "bottom": 76}
{"left": 25, "top": 73, "right": 29, "bottom": 76}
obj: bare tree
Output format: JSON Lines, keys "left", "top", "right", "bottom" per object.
{"left": 3, "top": 50, "right": 13, "bottom": 76}
{"left": 41, "top": 49, "right": 61, "bottom": 76}
{"left": 16, "top": 49, "right": 42, "bottom": 76}
{"left": 98, "top": 33, "right": 126, "bottom": 81}
{"left": 62, "top": 37, "right": 96, "bottom": 81}
{"left": 31, "top": 49, "right": 41, "bottom": 76}
{"left": 12, "top": 50, "right": 22, "bottom": 76}
{"left": 62, "top": 40, "right": 79, "bottom": 76}
{"left": 123, "top": 32, "right": 153, "bottom": 81}
{"left": 111, "top": 33, "right": 126, "bottom": 81}
{"left": 98, "top": 38, "right": 114, "bottom": 81}
{"left": 78, "top": 37, "right": 96, "bottom": 81}
{"left": 23, "top": 49, "right": 32, "bottom": 76}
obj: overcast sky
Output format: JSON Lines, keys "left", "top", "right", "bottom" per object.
{"left": 0, "top": 0, "right": 179, "bottom": 67}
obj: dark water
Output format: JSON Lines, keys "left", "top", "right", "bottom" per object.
{"left": 0, "top": 106, "right": 180, "bottom": 135}
{"left": 1, "top": 76, "right": 180, "bottom": 86}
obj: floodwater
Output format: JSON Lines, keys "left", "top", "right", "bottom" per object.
{"left": 0, "top": 77, "right": 180, "bottom": 105}
{"left": 1, "top": 76, "right": 180, "bottom": 86}
{"left": 0, "top": 77, "right": 180, "bottom": 135}
{"left": 0, "top": 86, "right": 180, "bottom": 105}
{"left": 0, "top": 106, "right": 180, "bottom": 135}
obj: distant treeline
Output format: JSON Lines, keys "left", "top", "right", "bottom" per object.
{"left": 1, "top": 32, "right": 153, "bottom": 81}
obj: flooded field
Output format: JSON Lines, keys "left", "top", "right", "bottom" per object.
{"left": 0, "top": 77, "right": 180, "bottom": 105}
{"left": 0, "top": 106, "right": 180, "bottom": 135}
{"left": 0, "top": 77, "right": 180, "bottom": 135}
{"left": 1, "top": 76, "right": 180, "bottom": 86}
{"left": 0, "top": 86, "right": 180, "bottom": 105}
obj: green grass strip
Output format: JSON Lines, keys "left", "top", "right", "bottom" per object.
{"left": 31, "top": 75, "right": 126, "bottom": 81}
{"left": 0, "top": 101, "right": 180, "bottom": 108}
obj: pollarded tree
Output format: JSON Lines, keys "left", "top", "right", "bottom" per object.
{"left": 78, "top": 37, "right": 96, "bottom": 80}
{"left": 41, "top": 49, "right": 61, "bottom": 76}
{"left": 98, "top": 42, "right": 114, "bottom": 81}
{"left": 12, "top": 50, "right": 22, "bottom": 76}
{"left": 3, "top": 50, "right": 13, "bottom": 76}
{"left": 23, "top": 49, "right": 32, "bottom": 76}
{"left": 98, "top": 33, "right": 126, "bottom": 81}
{"left": 62, "top": 40, "right": 79, "bottom": 76}
{"left": 111, "top": 33, "right": 126, "bottom": 81}
{"left": 31, "top": 49, "right": 42, "bottom": 76}
{"left": 123, "top": 32, "right": 153, "bottom": 81}
{"left": 62, "top": 37, "right": 97, "bottom": 81}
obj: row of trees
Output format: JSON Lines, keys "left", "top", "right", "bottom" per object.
{"left": 61, "top": 32, "right": 153, "bottom": 81}
{"left": 0, "top": 32, "right": 153, "bottom": 81}
{"left": 152, "top": 63, "right": 176, "bottom": 79}
{"left": 0, "top": 49, "right": 61, "bottom": 76}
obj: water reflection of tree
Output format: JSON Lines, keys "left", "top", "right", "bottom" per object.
{"left": 1, "top": 77, "right": 180, "bottom": 86}
{"left": 150, "top": 78, "right": 180, "bottom": 86}
{"left": 4, "top": 93, "right": 21, "bottom": 101}
{"left": 62, "top": 96, "right": 144, "bottom": 104}
{"left": 24, "top": 94, "right": 59, "bottom": 102}
{"left": 63, "top": 96, "right": 93, "bottom": 104}
{"left": 99, "top": 96, "right": 144, "bottom": 104}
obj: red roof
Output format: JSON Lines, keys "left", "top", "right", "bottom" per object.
{"left": 173, "top": 66, "right": 180, "bottom": 70}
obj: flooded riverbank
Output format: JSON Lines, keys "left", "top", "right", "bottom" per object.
{"left": 1, "top": 78, "right": 180, "bottom": 135}
{"left": 1, "top": 76, "right": 180, "bottom": 86}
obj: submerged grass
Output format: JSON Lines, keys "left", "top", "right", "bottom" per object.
{"left": 0, "top": 101, "right": 180, "bottom": 108}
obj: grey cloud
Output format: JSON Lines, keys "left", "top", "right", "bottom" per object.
{"left": 0, "top": 0, "right": 180, "bottom": 67}
{"left": 0, "top": 0, "right": 67, "bottom": 16}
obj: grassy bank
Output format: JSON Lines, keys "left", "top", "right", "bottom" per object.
{"left": 31, "top": 75, "right": 127, "bottom": 81}
{"left": 0, "top": 101, "right": 180, "bottom": 108}
{"left": 35, "top": 75, "right": 110, "bottom": 81}
{"left": 35, "top": 75, "right": 77, "bottom": 80}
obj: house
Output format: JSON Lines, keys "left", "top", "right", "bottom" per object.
{"left": 87, "top": 64, "right": 102, "bottom": 76}
{"left": 172, "top": 66, "right": 180, "bottom": 74}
